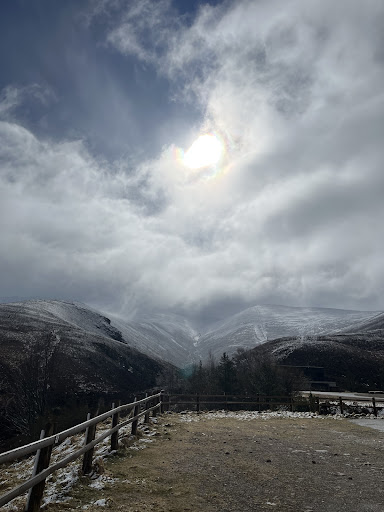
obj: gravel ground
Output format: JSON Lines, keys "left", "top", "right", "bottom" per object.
{"left": 44, "top": 412, "right": 384, "bottom": 512}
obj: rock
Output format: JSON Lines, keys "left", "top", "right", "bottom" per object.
{"left": 92, "top": 457, "right": 105, "bottom": 475}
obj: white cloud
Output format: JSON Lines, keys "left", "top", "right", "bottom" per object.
{"left": 1, "top": 1, "right": 384, "bottom": 321}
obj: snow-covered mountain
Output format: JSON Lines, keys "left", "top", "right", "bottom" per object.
{"left": 109, "top": 312, "right": 198, "bottom": 366}
{"left": 0, "top": 300, "right": 172, "bottom": 447}
{"left": 2, "top": 299, "right": 124, "bottom": 341}
{"left": 0, "top": 300, "right": 169, "bottom": 388}
{"left": 0, "top": 300, "right": 199, "bottom": 367}
{"left": 0, "top": 300, "right": 382, "bottom": 367}
{"left": 341, "top": 312, "right": 384, "bottom": 333}
{"left": 250, "top": 330, "right": 384, "bottom": 392}
{"left": 195, "top": 304, "right": 382, "bottom": 361}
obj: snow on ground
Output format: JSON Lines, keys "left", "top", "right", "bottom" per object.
{"left": 2, "top": 409, "right": 383, "bottom": 510}
{"left": 178, "top": 410, "right": 345, "bottom": 422}
{"left": 0, "top": 417, "right": 160, "bottom": 511}
{"left": 349, "top": 418, "right": 384, "bottom": 432}
{"left": 301, "top": 391, "right": 384, "bottom": 401}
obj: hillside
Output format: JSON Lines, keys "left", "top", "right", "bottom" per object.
{"left": 250, "top": 330, "right": 384, "bottom": 391}
{"left": 114, "top": 303, "right": 382, "bottom": 364}
{"left": 1, "top": 300, "right": 382, "bottom": 368}
{"left": 110, "top": 312, "right": 198, "bottom": 366}
{"left": 342, "top": 312, "right": 384, "bottom": 333}
{"left": 1, "top": 299, "right": 384, "bottom": 445}
{"left": 0, "top": 301, "right": 171, "bottom": 445}
{"left": 194, "top": 304, "right": 381, "bottom": 361}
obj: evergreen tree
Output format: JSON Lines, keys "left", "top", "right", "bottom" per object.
{"left": 217, "top": 352, "right": 236, "bottom": 393}
{"left": 188, "top": 360, "right": 208, "bottom": 393}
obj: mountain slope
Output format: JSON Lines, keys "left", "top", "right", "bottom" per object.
{"left": 5, "top": 299, "right": 125, "bottom": 341}
{"left": 342, "top": 312, "right": 384, "bottom": 333}
{"left": 1, "top": 300, "right": 382, "bottom": 368}
{"left": 110, "top": 313, "right": 198, "bottom": 367}
{"left": 0, "top": 300, "right": 170, "bottom": 392}
{"left": 250, "top": 330, "right": 384, "bottom": 391}
{"left": 0, "top": 301, "right": 171, "bottom": 443}
{"left": 0, "top": 300, "right": 199, "bottom": 368}
{"left": 195, "top": 304, "right": 381, "bottom": 360}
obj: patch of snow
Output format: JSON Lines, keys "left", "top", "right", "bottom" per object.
{"left": 349, "top": 418, "right": 384, "bottom": 432}
{"left": 179, "top": 410, "right": 343, "bottom": 422}
{"left": 93, "top": 498, "right": 107, "bottom": 506}
{"left": 1, "top": 415, "right": 160, "bottom": 511}
{"left": 89, "top": 475, "right": 118, "bottom": 489}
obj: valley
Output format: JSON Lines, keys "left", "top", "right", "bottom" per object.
{"left": 1, "top": 298, "right": 383, "bottom": 448}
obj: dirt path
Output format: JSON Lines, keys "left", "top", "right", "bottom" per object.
{"left": 48, "top": 412, "right": 384, "bottom": 512}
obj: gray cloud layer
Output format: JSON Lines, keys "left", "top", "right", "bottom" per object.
{"left": 1, "top": 0, "right": 384, "bottom": 322}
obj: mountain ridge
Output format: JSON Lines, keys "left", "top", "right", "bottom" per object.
{"left": 1, "top": 299, "right": 382, "bottom": 367}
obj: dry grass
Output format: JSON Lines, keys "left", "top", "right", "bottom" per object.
{"left": 3, "top": 412, "right": 384, "bottom": 512}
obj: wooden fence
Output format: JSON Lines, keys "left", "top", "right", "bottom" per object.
{"left": 164, "top": 393, "right": 383, "bottom": 416}
{"left": 166, "top": 393, "right": 296, "bottom": 412}
{"left": 1, "top": 391, "right": 382, "bottom": 510}
{"left": 0, "top": 391, "right": 163, "bottom": 511}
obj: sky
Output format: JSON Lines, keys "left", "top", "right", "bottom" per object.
{"left": 1, "top": 0, "right": 384, "bottom": 325}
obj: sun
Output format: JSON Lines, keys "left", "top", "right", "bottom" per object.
{"left": 183, "top": 133, "right": 224, "bottom": 170}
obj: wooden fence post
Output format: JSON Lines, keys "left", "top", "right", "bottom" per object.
{"left": 144, "top": 393, "right": 150, "bottom": 423}
{"left": 308, "top": 393, "right": 315, "bottom": 413}
{"left": 372, "top": 397, "right": 378, "bottom": 417}
{"left": 290, "top": 396, "right": 294, "bottom": 412}
{"left": 315, "top": 397, "right": 320, "bottom": 414}
{"left": 25, "top": 423, "right": 54, "bottom": 512}
{"left": 152, "top": 394, "right": 159, "bottom": 418}
{"left": 339, "top": 397, "right": 344, "bottom": 415}
{"left": 160, "top": 390, "right": 164, "bottom": 414}
{"left": 196, "top": 393, "right": 200, "bottom": 413}
{"left": 82, "top": 413, "right": 97, "bottom": 475}
{"left": 131, "top": 397, "right": 140, "bottom": 436}
{"left": 110, "top": 400, "right": 120, "bottom": 451}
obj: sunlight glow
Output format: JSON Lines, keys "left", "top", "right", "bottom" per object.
{"left": 183, "top": 134, "right": 224, "bottom": 169}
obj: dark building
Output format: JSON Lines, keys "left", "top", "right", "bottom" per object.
{"left": 279, "top": 365, "right": 337, "bottom": 392}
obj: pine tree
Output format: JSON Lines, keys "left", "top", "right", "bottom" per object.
{"left": 218, "top": 352, "right": 236, "bottom": 393}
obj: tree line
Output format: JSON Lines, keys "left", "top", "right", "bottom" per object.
{"left": 158, "top": 348, "right": 308, "bottom": 396}
{"left": 1, "top": 338, "right": 307, "bottom": 449}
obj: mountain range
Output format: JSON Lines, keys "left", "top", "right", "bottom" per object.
{"left": 0, "top": 299, "right": 170, "bottom": 408}
{"left": 1, "top": 298, "right": 383, "bottom": 445}
{"left": 0, "top": 299, "right": 383, "bottom": 367}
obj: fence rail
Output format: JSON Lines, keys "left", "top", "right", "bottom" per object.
{"left": 164, "top": 392, "right": 383, "bottom": 415}
{"left": 1, "top": 390, "right": 382, "bottom": 510}
{"left": 0, "top": 391, "right": 163, "bottom": 511}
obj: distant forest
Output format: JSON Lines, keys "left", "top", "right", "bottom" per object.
{"left": 0, "top": 342, "right": 306, "bottom": 450}
{"left": 159, "top": 349, "right": 308, "bottom": 397}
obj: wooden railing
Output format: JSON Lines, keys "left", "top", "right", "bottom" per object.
{"left": 164, "top": 392, "right": 384, "bottom": 416}
{"left": 1, "top": 391, "right": 382, "bottom": 510}
{"left": 0, "top": 391, "right": 163, "bottom": 511}
{"left": 166, "top": 393, "right": 297, "bottom": 412}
